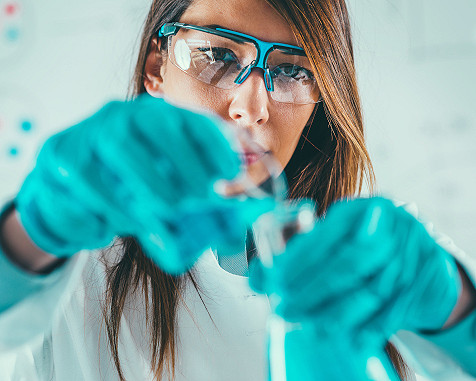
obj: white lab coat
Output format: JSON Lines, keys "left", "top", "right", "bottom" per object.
{"left": 0, "top": 247, "right": 270, "bottom": 381}
{"left": 0, "top": 202, "right": 475, "bottom": 381}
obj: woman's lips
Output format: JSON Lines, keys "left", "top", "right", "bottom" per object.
{"left": 241, "top": 150, "right": 270, "bottom": 165}
{"left": 237, "top": 138, "right": 270, "bottom": 165}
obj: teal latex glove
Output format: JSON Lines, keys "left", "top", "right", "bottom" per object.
{"left": 250, "top": 197, "right": 461, "bottom": 336}
{"left": 282, "top": 323, "right": 399, "bottom": 381}
{"left": 16, "top": 95, "right": 269, "bottom": 274}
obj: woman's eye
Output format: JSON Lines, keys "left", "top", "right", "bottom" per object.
{"left": 197, "top": 47, "right": 238, "bottom": 63}
{"left": 274, "top": 64, "right": 314, "bottom": 81}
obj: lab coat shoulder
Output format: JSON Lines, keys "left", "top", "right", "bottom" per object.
{"left": 0, "top": 245, "right": 134, "bottom": 380}
{"left": 0, "top": 250, "right": 90, "bottom": 351}
{"left": 0, "top": 245, "right": 270, "bottom": 381}
{"left": 392, "top": 200, "right": 476, "bottom": 380}
{"left": 393, "top": 199, "right": 476, "bottom": 283}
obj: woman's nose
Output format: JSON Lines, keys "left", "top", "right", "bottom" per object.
{"left": 228, "top": 69, "right": 270, "bottom": 127}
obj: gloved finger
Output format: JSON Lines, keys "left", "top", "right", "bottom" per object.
{"left": 180, "top": 196, "right": 275, "bottom": 253}
{"left": 130, "top": 111, "right": 214, "bottom": 198}
{"left": 234, "top": 197, "right": 276, "bottom": 227}
{"left": 26, "top": 163, "right": 133, "bottom": 251}
{"left": 274, "top": 231, "right": 354, "bottom": 293}
{"left": 16, "top": 171, "right": 114, "bottom": 255}
{"left": 280, "top": 244, "right": 403, "bottom": 321}
{"left": 142, "top": 195, "right": 272, "bottom": 274}
{"left": 356, "top": 282, "right": 410, "bottom": 336}
{"left": 284, "top": 198, "right": 396, "bottom": 291}
{"left": 278, "top": 204, "right": 379, "bottom": 289}
{"left": 277, "top": 286, "right": 382, "bottom": 331}
{"left": 317, "top": 197, "right": 396, "bottom": 246}
{"left": 70, "top": 150, "right": 176, "bottom": 247}
{"left": 91, "top": 99, "right": 215, "bottom": 205}
{"left": 33, "top": 138, "right": 133, "bottom": 230}
{"left": 267, "top": 225, "right": 333, "bottom": 287}
{"left": 170, "top": 198, "right": 247, "bottom": 255}
{"left": 135, "top": 206, "right": 214, "bottom": 276}
{"left": 302, "top": 258, "right": 409, "bottom": 336}
{"left": 132, "top": 98, "right": 241, "bottom": 190}
{"left": 283, "top": 237, "right": 395, "bottom": 300}
{"left": 178, "top": 111, "right": 241, "bottom": 181}
{"left": 60, "top": 144, "right": 174, "bottom": 240}
{"left": 43, "top": 111, "right": 178, "bottom": 228}
{"left": 95, "top": 121, "right": 186, "bottom": 207}
{"left": 136, "top": 226, "right": 184, "bottom": 275}
{"left": 33, "top": 123, "right": 145, "bottom": 227}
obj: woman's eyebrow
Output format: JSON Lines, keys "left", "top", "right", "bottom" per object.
{"left": 203, "top": 24, "right": 227, "bottom": 30}
{"left": 202, "top": 24, "right": 249, "bottom": 45}
{"left": 201, "top": 24, "right": 302, "bottom": 51}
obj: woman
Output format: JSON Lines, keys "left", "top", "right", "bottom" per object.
{"left": 0, "top": 0, "right": 475, "bottom": 380}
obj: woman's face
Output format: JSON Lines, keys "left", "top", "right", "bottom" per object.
{"left": 144, "top": 0, "right": 317, "bottom": 169}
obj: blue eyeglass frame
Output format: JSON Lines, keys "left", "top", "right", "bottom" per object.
{"left": 158, "top": 22, "right": 308, "bottom": 92}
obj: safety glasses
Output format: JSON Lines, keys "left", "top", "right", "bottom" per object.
{"left": 158, "top": 22, "right": 320, "bottom": 104}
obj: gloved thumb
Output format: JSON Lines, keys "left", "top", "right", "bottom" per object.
{"left": 238, "top": 197, "right": 276, "bottom": 226}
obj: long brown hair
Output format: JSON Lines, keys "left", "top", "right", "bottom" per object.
{"left": 103, "top": 0, "right": 410, "bottom": 379}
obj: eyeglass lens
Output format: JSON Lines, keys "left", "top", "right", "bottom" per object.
{"left": 167, "top": 28, "right": 320, "bottom": 104}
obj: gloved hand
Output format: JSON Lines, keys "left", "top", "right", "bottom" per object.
{"left": 16, "top": 95, "right": 270, "bottom": 274}
{"left": 250, "top": 197, "right": 461, "bottom": 336}
{"left": 282, "top": 323, "right": 400, "bottom": 381}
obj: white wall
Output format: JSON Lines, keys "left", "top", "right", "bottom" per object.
{"left": 348, "top": 0, "right": 476, "bottom": 254}
{"left": 0, "top": 0, "right": 150, "bottom": 199}
{"left": 1, "top": 0, "right": 475, "bottom": 252}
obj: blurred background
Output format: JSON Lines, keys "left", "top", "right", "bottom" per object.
{"left": 0, "top": 0, "right": 475, "bottom": 252}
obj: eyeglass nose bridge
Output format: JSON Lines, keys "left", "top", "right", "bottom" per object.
{"left": 233, "top": 41, "right": 275, "bottom": 92}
